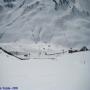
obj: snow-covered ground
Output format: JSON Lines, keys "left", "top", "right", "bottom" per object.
{"left": 0, "top": 43, "right": 90, "bottom": 90}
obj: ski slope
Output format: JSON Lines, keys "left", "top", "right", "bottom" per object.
{"left": 0, "top": 43, "right": 90, "bottom": 90}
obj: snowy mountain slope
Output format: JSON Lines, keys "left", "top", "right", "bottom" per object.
{"left": 0, "top": 45, "right": 90, "bottom": 90}
{"left": 0, "top": 0, "right": 90, "bottom": 48}
{"left": 0, "top": 1, "right": 90, "bottom": 90}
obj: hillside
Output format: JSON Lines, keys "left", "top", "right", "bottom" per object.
{"left": 0, "top": 0, "right": 90, "bottom": 47}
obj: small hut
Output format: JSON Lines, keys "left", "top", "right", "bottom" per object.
{"left": 80, "top": 46, "right": 88, "bottom": 51}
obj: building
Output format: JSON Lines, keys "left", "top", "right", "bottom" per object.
{"left": 80, "top": 46, "right": 88, "bottom": 51}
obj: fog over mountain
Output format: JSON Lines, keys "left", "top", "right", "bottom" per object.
{"left": 0, "top": 0, "right": 90, "bottom": 48}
